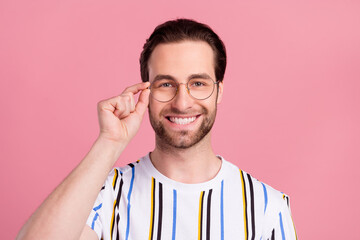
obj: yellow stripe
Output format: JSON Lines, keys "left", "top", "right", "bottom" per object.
{"left": 240, "top": 170, "right": 248, "bottom": 240}
{"left": 148, "top": 177, "right": 155, "bottom": 240}
{"left": 110, "top": 200, "right": 116, "bottom": 240}
{"left": 285, "top": 194, "right": 298, "bottom": 240}
{"left": 291, "top": 215, "right": 298, "bottom": 240}
{"left": 198, "top": 191, "right": 204, "bottom": 240}
{"left": 112, "top": 169, "right": 118, "bottom": 188}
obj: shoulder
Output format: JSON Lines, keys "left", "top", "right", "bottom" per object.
{"left": 221, "top": 157, "right": 290, "bottom": 213}
{"left": 237, "top": 168, "right": 294, "bottom": 232}
{"left": 101, "top": 159, "right": 143, "bottom": 193}
{"left": 256, "top": 178, "right": 291, "bottom": 214}
{"left": 242, "top": 169, "right": 290, "bottom": 210}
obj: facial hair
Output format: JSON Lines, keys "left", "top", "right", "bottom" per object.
{"left": 149, "top": 104, "right": 217, "bottom": 149}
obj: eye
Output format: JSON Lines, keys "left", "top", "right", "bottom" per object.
{"left": 189, "top": 79, "right": 209, "bottom": 88}
{"left": 160, "top": 82, "right": 173, "bottom": 88}
{"left": 152, "top": 79, "right": 176, "bottom": 89}
{"left": 192, "top": 81, "right": 204, "bottom": 87}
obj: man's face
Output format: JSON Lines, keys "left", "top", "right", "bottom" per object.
{"left": 148, "top": 40, "right": 224, "bottom": 149}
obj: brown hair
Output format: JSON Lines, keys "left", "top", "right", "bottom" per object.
{"left": 140, "top": 18, "right": 227, "bottom": 82}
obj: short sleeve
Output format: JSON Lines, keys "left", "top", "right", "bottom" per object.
{"left": 85, "top": 168, "right": 119, "bottom": 240}
{"left": 262, "top": 193, "right": 298, "bottom": 240}
{"left": 86, "top": 192, "right": 104, "bottom": 239}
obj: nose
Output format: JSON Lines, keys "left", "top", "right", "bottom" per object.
{"left": 171, "top": 83, "right": 193, "bottom": 111}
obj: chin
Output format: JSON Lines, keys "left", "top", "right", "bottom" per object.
{"left": 149, "top": 104, "right": 217, "bottom": 149}
{"left": 154, "top": 122, "right": 213, "bottom": 149}
{"left": 163, "top": 134, "right": 201, "bottom": 149}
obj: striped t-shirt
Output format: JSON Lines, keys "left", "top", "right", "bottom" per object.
{"left": 86, "top": 154, "right": 297, "bottom": 240}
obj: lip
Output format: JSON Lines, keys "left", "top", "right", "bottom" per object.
{"left": 165, "top": 114, "right": 200, "bottom": 118}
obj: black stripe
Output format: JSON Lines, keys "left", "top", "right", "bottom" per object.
{"left": 101, "top": 185, "right": 105, "bottom": 191}
{"left": 150, "top": 178, "right": 156, "bottom": 240}
{"left": 241, "top": 171, "right": 248, "bottom": 240}
{"left": 247, "top": 173, "right": 256, "bottom": 240}
{"left": 206, "top": 189, "right": 213, "bottom": 240}
{"left": 128, "top": 163, "right": 134, "bottom": 168}
{"left": 111, "top": 174, "right": 123, "bottom": 239}
{"left": 115, "top": 176, "right": 124, "bottom": 209}
{"left": 113, "top": 169, "right": 119, "bottom": 190}
{"left": 200, "top": 191, "right": 205, "bottom": 240}
{"left": 157, "top": 182, "right": 163, "bottom": 240}
{"left": 286, "top": 196, "right": 289, "bottom": 207}
{"left": 271, "top": 229, "right": 275, "bottom": 240}
{"left": 116, "top": 214, "right": 120, "bottom": 240}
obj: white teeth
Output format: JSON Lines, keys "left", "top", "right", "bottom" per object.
{"left": 169, "top": 116, "right": 196, "bottom": 125}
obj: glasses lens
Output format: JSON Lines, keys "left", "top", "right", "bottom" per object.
{"left": 150, "top": 79, "right": 177, "bottom": 102}
{"left": 188, "top": 78, "right": 215, "bottom": 100}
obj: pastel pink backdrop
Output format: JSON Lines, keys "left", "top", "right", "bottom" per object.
{"left": 1, "top": 0, "right": 359, "bottom": 239}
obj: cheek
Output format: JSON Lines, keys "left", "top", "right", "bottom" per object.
{"left": 208, "top": 93, "right": 219, "bottom": 109}
{"left": 149, "top": 100, "right": 165, "bottom": 118}
{"left": 149, "top": 98, "right": 158, "bottom": 111}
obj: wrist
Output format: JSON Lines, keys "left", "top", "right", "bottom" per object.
{"left": 94, "top": 135, "right": 127, "bottom": 159}
{"left": 97, "top": 133, "right": 128, "bottom": 146}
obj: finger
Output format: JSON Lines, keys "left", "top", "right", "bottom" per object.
{"left": 98, "top": 97, "right": 121, "bottom": 116}
{"left": 122, "top": 82, "right": 150, "bottom": 95}
{"left": 112, "top": 97, "right": 126, "bottom": 118}
{"left": 117, "top": 94, "right": 133, "bottom": 119}
{"left": 129, "top": 93, "right": 135, "bottom": 112}
{"left": 119, "top": 92, "right": 135, "bottom": 113}
{"left": 118, "top": 106, "right": 130, "bottom": 119}
{"left": 135, "top": 88, "right": 150, "bottom": 117}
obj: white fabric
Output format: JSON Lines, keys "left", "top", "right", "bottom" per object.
{"left": 86, "top": 154, "right": 297, "bottom": 240}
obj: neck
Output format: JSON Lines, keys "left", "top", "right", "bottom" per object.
{"left": 150, "top": 132, "right": 221, "bottom": 184}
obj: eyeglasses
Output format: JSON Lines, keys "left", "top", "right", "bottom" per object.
{"left": 149, "top": 78, "right": 219, "bottom": 102}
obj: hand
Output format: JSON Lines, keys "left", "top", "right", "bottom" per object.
{"left": 97, "top": 82, "right": 150, "bottom": 144}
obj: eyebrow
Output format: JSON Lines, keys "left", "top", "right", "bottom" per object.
{"left": 188, "top": 73, "right": 212, "bottom": 80}
{"left": 153, "top": 74, "right": 176, "bottom": 82}
{"left": 153, "top": 73, "right": 213, "bottom": 82}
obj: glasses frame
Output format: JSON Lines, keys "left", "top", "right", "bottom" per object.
{"left": 148, "top": 78, "right": 219, "bottom": 103}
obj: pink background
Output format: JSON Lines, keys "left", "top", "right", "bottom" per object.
{"left": 1, "top": 0, "right": 359, "bottom": 239}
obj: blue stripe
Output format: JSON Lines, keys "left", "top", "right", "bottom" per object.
{"left": 91, "top": 212, "right": 99, "bottom": 230}
{"left": 261, "top": 182, "right": 268, "bottom": 214}
{"left": 91, "top": 203, "right": 103, "bottom": 230}
{"left": 125, "top": 167, "right": 135, "bottom": 240}
{"left": 93, "top": 203, "right": 102, "bottom": 211}
{"left": 220, "top": 180, "right": 224, "bottom": 240}
{"left": 172, "top": 189, "right": 177, "bottom": 240}
{"left": 279, "top": 212, "right": 285, "bottom": 240}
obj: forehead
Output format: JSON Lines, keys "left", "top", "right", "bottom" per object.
{"left": 148, "top": 40, "right": 215, "bottom": 81}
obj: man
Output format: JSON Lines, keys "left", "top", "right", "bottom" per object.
{"left": 17, "top": 19, "right": 297, "bottom": 240}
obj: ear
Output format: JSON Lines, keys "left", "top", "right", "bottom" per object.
{"left": 216, "top": 81, "right": 224, "bottom": 104}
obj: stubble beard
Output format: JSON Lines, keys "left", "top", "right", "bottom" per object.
{"left": 149, "top": 106, "right": 217, "bottom": 149}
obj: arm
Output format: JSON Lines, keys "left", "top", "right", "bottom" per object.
{"left": 79, "top": 225, "right": 98, "bottom": 240}
{"left": 17, "top": 82, "right": 150, "bottom": 240}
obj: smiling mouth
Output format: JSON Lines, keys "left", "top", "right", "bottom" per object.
{"left": 166, "top": 115, "right": 199, "bottom": 125}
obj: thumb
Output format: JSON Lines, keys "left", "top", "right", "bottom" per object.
{"left": 135, "top": 88, "right": 150, "bottom": 117}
